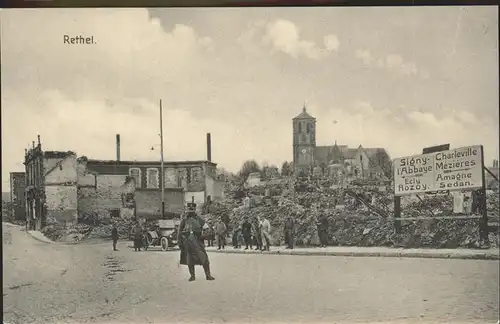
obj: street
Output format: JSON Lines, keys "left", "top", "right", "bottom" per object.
{"left": 3, "top": 223, "right": 499, "bottom": 324}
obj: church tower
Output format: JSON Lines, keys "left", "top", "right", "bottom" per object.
{"left": 292, "top": 102, "right": 316, "bottom": 173}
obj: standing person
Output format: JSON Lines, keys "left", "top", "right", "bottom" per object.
{"left": 253, "top": 217, "right": 262, "bottom": 251}
{"left": 242, "top": 216, "right": 253, "bottom": 250}
{"left": 205, "top": 221, "right": 215, "bottom": 247}
{"left": 284, "top": 213, "right": 296, "bottom": 249}
{"left": 215, "top": 217, "right": 227, "bottom": 250}
{"left": 133, "top": 222, "right": 143, "bottom": 252}
{"left": 177, "top": 205, "right": 215, "bottom": 282}
{"left": 260, "top": 216, "right": 272, "bottom": 251}
{"left": 111, "top": 223, "right": 119, "bottom": 251}
{"left": 317, "top": 212, "right": 329, "bottom": 247}
{"left": 232, "top": 225, "right": 242, "bottom": 249}
{"left": 222, "top": 214, "right": 230, "bottom": 233}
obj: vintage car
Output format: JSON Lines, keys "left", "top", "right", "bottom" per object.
{"left": 142, "top": 219, "right": 180, "bottom": 251}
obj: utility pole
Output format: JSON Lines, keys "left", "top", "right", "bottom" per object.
{"left": 160, "top": 99, "right": 165, "bottom": 219}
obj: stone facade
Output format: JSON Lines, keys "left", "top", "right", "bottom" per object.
{"left": 22, "top": 136, "right": 224, "bottom": 229}
{"left": 25, "top": 136, "right": 81, "bottom": 229}
{"left": 77, "top": 173, "right": 127, "bottom": 222}
{"left": 80, "top": 159, "right": 222, "bottom": 218}
{"left": 24, "top": 138, "right": 45, "bottom": 230}
{"left": 135, "top": 189, "right": 184, "bottom": 219}
{"left": 44, "top": 152, "right": 78, "bottom": 227}
{"left": 77, "top": 168, "right": 185, "bottom": 222}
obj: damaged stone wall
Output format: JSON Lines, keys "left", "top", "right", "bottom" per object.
{"left": 163, "top": 165, "right": 208, "bottom": 191}
{"left": 205, "top": 174, "right": 225, "bottom": 202}
{"left": 78, "top": 174, "right": 127, "bottom": 222}
{"left": 75, "top": 160, "right": 213, "bottom": 222}
{"left": 200, "top": 162, "right": 224, "bottom": 202}
{"left": 45, "top": 186, "right": 78, "bottom": 226}
{"left": 44, "top": 154, "right": 78, "bottom": 227}
{"left": 135, "top": 189, "right": 184, "bottom": 218}
{"left": 78, "top": 166, "right": 184, "bottom": 221}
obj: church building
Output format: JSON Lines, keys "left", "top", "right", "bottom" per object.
{"left": 292, "top": 104, "right": 392, "bottom": 182}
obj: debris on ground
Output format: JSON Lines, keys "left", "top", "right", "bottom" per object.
{"left": 41, "top": 219, "right": 135, "bottom": 243}
{"left": 205, "top": 176, "right": 499, "bottom": 249}
{"left": 37, "top": 174, "right": 499, "bottom": 248}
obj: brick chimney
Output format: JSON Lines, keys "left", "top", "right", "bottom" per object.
{"left": 116, "top": 134, "right": 121, "bottom": 162}
{"left": 206, "top": 133, "right": 212, "bottom": 162}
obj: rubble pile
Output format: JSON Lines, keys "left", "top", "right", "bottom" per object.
{"left": 41, "top": 223, "right": 92, "bottom": 242}
{"left": 86, "top": 219, "right": 135, "bottom": 240}
{"left": 402, "top": 195, "right": 454, "bottom": 218}
{"left": 487, "top": 190, "right": 500, "bottom": 221}
{"left": 41, "top": 219, "right": 135, "bottom": 242}
{"left": 210, "top": 177, "right": 499, "bottom": 249}
{"left": 38, "top": 176, "right": 498, "bottom": 247}
{"left": 2, "top": 202, "right": 26, "bottom": 226}
{"left": 40, "top": 225, "right": 63, "bottom": 241}
{"left": 59, "top": 224, "right": 93, "bottom": 243}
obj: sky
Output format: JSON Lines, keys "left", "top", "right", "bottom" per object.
{"left": 1, "top": 7, "right": 498, "bottom": 191}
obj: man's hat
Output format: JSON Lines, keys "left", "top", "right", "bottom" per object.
{"left": 187, "top": 202, "right": 197, "bottom": 212}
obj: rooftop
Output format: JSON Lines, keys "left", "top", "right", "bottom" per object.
{"left": 44, "top": 151, "right": 76, "bottom": 159}
{"left": 363, "top": 147, "right": 388, "bottom": 159}
{"left": 86, "top": 159, "right": 217, "bottom": 166}
{"left": 292, "top": 104, "right": 315, "bottom": 120}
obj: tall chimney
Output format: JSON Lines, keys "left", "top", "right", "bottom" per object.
{"left": 116, "top": 134, "right": 121, "bottom": 162}
{"left": 206, "top": 133, "right": 212, "bottom": 162}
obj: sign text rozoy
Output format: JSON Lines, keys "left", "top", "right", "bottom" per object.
{"left": 393, "top": 145, "right": 483, "bottom": 196}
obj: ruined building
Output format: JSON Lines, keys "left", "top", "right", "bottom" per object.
{"left": 24, "top": 136, "right": 78, "bottom": 230}
{"left": 23, "top": 133, "right": 224, "bottom": 230}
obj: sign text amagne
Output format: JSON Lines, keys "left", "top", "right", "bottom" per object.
{"left": 393, "top": 145, "right": 483, "bottom": 196}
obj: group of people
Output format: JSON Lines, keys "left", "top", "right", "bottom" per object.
{"left": 201, "top": 218, "right": 228, "bottom": 249}
{"left": 110, "top": 220, "right": 150, "bottom": 252}
{"left": 202, "top": 215, "right": 274, "bottom": 251}
{"left": 174, "top": 205, "right": 333, "bottom": 281}
{"left": 114, "top": 211, "right": 331, "bottom": 253}
{"left": 199, "top": 211, "right": 332, "bottom": 251}
{"left": 110, "top": 204, "right": 332, "bottom": 282}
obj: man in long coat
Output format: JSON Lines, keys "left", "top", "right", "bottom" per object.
{"left": 133, "top": 222, "right": 143, "bottom": 252}
{"left": 253, "top": 217, "right": 262, "bottom": 250}
{"left": 317, "top": 212, "right": 329, "bottom": 247}
{"left": 241, "top": 216, "right": 253, "bottom": 250}
{"left": 215, "top": 218, "right": 227, "bottom": 250}
{"left": 284, "top": 214, "right": 296, "bottom": 249}
{"left": 177, "top": 205, "right": 215, "bottom": 282}
{"left": 259, "top": 215, "right": 272, "bottom": 251}
{"left": 111, "top": 223, "right": 119, "bottom": 251}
